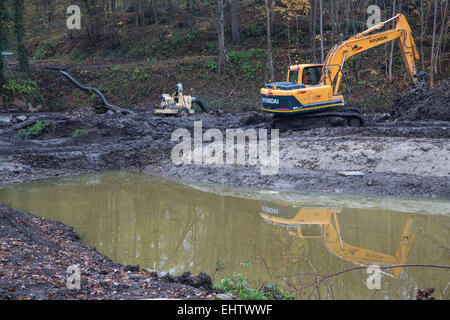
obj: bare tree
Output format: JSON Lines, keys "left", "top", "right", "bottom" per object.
{"left": 231, "top": 0, "right": 241, "bottom": 45}
{"left": 109, "top": 0, "right": 120, "bottom": 49}
{"left": 434, "top": 0, "right": 448, "bottom": 74}
{"left": 429, "top": 0, "right": 438, "bottom": 87}
{"left": 312, "top": 0, "right": 317, "bottom": 62}
{"left": 345, "top": 0, "right": 350, "bottom": 35}
{"left": 151, "top": 0, "right": 162, "bottom": 40}
{"left": 13, "top": 0, "right": 30, "bottom": 73}
{"left": 0, "top": 0, "right": 7, "bottom": 85}
{"left": 217, "top": 0, "right": 226, "bottom": 74}
{"left": 388, "top": 0, "right": 396, "bottom": 81}
{"left": 319, "top": 0, "right": 324, "bottom": 63}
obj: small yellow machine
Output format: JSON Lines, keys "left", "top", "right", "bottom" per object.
{"left": 154, "top": 83, "right": 207, "bottom": 117}
{"left": 261, "top": 14, "right": 425, "bottom": 129}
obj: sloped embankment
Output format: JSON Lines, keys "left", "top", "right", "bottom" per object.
{"left": 0, "top": 202, "right": 214, "bottom": 300}
{"left": 390, "top": 79, "right": 450, "bottom": 121}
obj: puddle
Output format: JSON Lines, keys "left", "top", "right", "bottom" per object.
{"left": 0, "top": 172, "right": 448, "bottom": 299}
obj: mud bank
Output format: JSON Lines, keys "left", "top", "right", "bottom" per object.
{"left": 0, "top": 202, "right": 216, "bottom": 300}
{"left": 0, "top": 109, "right": 449, "bottom": 198}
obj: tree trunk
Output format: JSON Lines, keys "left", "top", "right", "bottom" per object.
{"left": 217, "top": 0, "right": 226, "bottom": 75}
{"left": 286, "top": 21, "right": 291, "bottom": 65}
{"left": 429, "top": 0, "right": 438, "bottom": 87}
{"left": 13, "top": 0, "right": 30, "bottom": 73}
{"left": 329, "top": 0, "right": 335, "bottom": 41}
{"left": 152, "top": 0, "right": 161, "bottom": 40}
{"left": 135, "top": 0, "right": 145, "bottom": 28}
{"left": 334, "top": 0, "right": 339, "bottom": 37}
{"left": 110, "top": 0, "right": 120, "bottom": 48}
{"left": 345, "top": 0, "right": 350, "bottom": 35}
{"left": 269, "top": 0, "right": 275, "bottom": 34}
{"left": 0, "top": 0, "right": 7, "bottom": 85}
{"left": 434, "top": 0, "right": 447, "bottom": 73}
{"left": 312, "top": 0, "right": 317, "bottom": 62}
{"left": 319, "top": 0, "right": 324, "bottom": 63}
{"left": 231, "top": 0, "right": 241, "bottom": 45}
{"left": 388, "top": 0, "right": 396, "bottom": 81}
{"left": 309, "top": 0, "right": 313, "bottom": 41}
{"left": 264, "top": 0, "right": 275, "bottom": 81}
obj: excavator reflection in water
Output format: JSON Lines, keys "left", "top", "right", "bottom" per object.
{"left": 260, "top": 201, "right": 415, "bottom": 278}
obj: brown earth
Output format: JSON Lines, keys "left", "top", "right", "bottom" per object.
{"left": 0, "top": 202, "right": 216, "bottom": 300}
{"left": 0, "top": 107, "right": 448, "bottom": 198}
{"left": 390, "top": 78, "right": 450, "bottom": 122}
{"left": 0, "top": 83, "right": 449, "bottom": 300}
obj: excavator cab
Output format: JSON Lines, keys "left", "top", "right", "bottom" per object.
{"left": 288, "top": 65, "right": 323, "bottom": 86}
{"left": 262, "top": 64, "right": 344, "bottom": 118}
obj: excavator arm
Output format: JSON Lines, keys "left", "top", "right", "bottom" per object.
{"left": 323, "top": 213, "right": 415, "bottom": 278}
{"left": 321, "top": 14, "right": 423, "bottom": 95}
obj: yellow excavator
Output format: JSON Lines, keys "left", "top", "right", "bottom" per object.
{"left": 260, "top": 201, "right": 415, "bottom": 278}
{"left": 260, "top": 14, "right": 426, "bottom": 130}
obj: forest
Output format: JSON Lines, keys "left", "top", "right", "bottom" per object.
{"left": 0, "top": 0, "right": 448, "bottom": 112}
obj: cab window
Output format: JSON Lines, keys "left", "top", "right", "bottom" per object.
{"left": 301, "top": 66, "right": 322, "bottom": 85}
{"left": 288, "top": 70, "right": 299, "bottom": 84}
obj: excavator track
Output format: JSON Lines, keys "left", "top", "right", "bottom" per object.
{"left": 270, "top": 106, "right": 364, "bottom": 131}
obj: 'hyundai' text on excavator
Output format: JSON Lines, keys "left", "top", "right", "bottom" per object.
{"left": 260, "top": 14, "right": 426, "bottom": 130}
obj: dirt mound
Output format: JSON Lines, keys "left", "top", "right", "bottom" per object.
{"left": 390, "top": 79, "right": 450, "bottom": 121}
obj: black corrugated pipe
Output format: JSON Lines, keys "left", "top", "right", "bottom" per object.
{"left": 191, "top": 97, "right": 208, "bottom": 113}
{"left": 45, "top": 68, "right": 136, "bottom": 116}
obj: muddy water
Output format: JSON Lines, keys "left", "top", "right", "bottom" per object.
{"left": 0, "top": 172, "right": 448, "bottom": 300}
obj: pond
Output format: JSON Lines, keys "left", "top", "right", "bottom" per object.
{"left": 0, "top": 172, "right": 448, "bottom": 299}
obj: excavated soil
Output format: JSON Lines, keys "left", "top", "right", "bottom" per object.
{"left": 0, "top": 83, "right": 449, "bottom": 299}
{"left": 390, "top": 79, "right": 450, "bottom": 122}
{"left": 0, "top": 107, "right": 448, "bottom": 198}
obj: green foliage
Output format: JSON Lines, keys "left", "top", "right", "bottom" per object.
{"left": 204, "top": 59, "right": 217, "bottom": 71}
{"left": 206, "top": 41, "right": 215, "bottom": 52}
{"left": 215, "top": 260, "right": 225, "bottom": 274}
{"left": 131, "top": 68, "right": 150, "bottom": 82}
{"left": 32, "top": 39, "right": 60, "bottom": 60}
{"left": 348, "top": 19, "right": 365, "bottom": 33}
{"left": 89, "top": 93, "right": 97, "bottom": 101}
{"left": 228, "top": 49, "right": 264, "bottom": 80}
{"left": 112, "top": 65, "right": 122, "bottom": 72}
{"left": 127, "top": 47, "right": 145, "bottom": 58}
{"left": 199, "top": 70, "right": 209, "bottom": 79}
{"left": 48, "top": 99, "right": 64, "bottom": 111}
{"left": 32, "top": 47, "right": 46, "bottom": 60}
{"left": 214, "top": 273, "right": 294, "bottom": 300}
{"left": 240, "top": 21, "right": 265, "bottom": 39}
{"left": 1, "top": 78, "right": 37, "bottom": 95}
{"left": 17, "top": 120, "right": 50, "bottom": 138}
{"left": 71, "top": 129, "right": 88, "bottom": 137}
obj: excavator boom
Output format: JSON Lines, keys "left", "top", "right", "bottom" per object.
{"left": 323, "top": 14, "right": 422, "bottom": 95}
